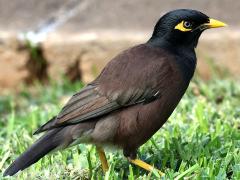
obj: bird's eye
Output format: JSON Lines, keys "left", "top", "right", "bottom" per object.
{"left": 174, "top": 21, "right": 193, "bottom": 32}
{"left": 183, "top": 21, "right": 192, "bottom": 29}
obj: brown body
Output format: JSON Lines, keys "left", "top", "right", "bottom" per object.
{"left": 54, "top": 44, "right": 189, "bottom": 159}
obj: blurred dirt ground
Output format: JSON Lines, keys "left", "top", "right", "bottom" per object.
{"left": 0, "top": 0, "right": 239, "bottom": 92}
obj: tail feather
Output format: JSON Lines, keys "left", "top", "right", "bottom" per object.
{"left": 4, "top": 128, "right": 64, "bottom": 176}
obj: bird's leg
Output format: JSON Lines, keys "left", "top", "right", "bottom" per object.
{"left": 128, "top": 158, "right": 165, "bottom": 176}
{"left": 96, "top": 146, "right": 109, "bottom": 172}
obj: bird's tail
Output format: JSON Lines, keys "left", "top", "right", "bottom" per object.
{"left": 3, "top": 128, "right": 67, "bottom": 176}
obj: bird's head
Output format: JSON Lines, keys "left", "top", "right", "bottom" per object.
{"left": 149, "top": 9, "right": 227, "bottom": 50}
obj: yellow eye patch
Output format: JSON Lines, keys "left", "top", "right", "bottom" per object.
{"left": 174, "top": 21, "right": 192, "bottom": 32}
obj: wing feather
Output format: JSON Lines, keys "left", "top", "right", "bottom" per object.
{"left": 34, "top": 44, "right": 175, "bottom": 134}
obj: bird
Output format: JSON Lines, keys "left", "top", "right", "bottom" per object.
{"left": 4, "top": 9, "right": 226, "bottom": 177}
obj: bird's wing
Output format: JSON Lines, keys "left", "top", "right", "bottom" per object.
{"left": 34, "top": 84, "right": 160, "bottom": 134}
{"left": 34, "top": 44, "right": 175, "bottom": 134}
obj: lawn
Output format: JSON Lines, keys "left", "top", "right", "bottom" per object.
{"left": 0, "top": 78, "right": 239, "bottom": 179}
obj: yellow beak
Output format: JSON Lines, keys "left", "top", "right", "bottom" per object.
{"left": 204, "top": 18, "right": 227, "bottom": 28}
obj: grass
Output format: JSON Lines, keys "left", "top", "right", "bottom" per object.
{"left": 0, "top": 78, "right": 239, "bottom": 179}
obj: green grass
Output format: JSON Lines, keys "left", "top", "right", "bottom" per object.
{"left": 0, "top": 78, "right": 240, "bottom": 179}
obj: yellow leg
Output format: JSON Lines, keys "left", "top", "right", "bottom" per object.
{"left": 129, "top": 158, "right": 165, "bottom": 176}
{"left": 96, "top": 146, "right": 109, "bottom": 173}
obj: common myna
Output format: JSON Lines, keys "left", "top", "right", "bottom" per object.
{"left": 4, "top": 9, "right": 226, "bottom": 177}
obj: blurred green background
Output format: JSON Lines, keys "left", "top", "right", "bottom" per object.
{"left": 0, "top": 0, "right": 239, "bottom": 179}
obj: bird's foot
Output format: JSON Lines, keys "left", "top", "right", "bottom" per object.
{"left": 96, "top": 146, "right": 109, "bottom": 173}
{"left": 128, "top": 158, "right": 165, "bottom": 177}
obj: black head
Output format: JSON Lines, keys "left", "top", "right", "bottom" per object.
{"left": 149, "top": 9, "right": 226, "bottom": 50}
